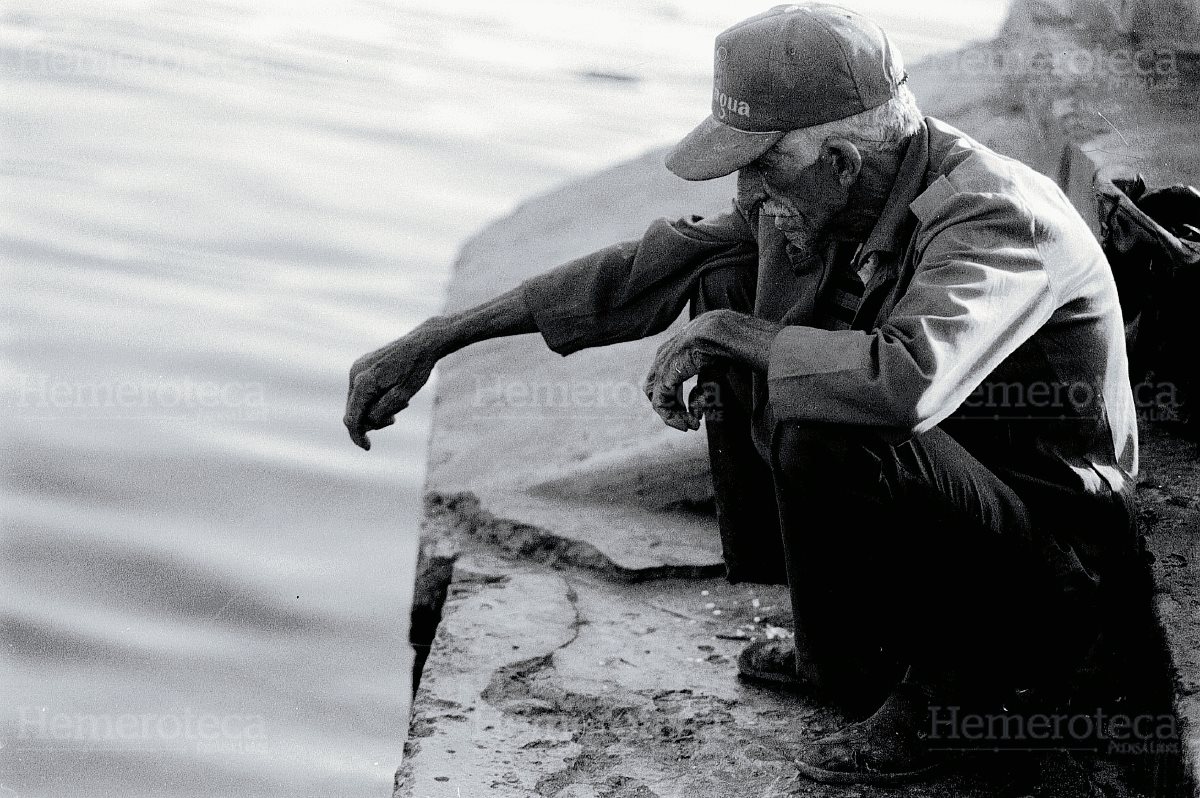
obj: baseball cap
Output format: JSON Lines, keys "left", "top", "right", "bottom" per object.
{"left": 666, "top": 3, "right": 907, "bottom": 181}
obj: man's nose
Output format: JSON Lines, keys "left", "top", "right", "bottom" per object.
{"left": 736, "top": 167, "right": 768, "bottom": 209}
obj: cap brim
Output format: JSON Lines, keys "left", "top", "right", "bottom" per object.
{"left": 665, "top": 115, "right": 785, "bottom": 181}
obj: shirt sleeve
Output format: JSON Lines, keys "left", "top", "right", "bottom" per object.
{"left": 520, "top": 204, "right": 757, "bottom": 355}
{"left": 766, "top": 192, "right": 1060, "bottom": 432}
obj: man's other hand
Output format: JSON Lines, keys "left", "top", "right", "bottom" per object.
{"left": 645, "top": 328, "right": 713, "bottom": 431}
{"left": 644, "top": 310, "right": 783, "bottom": 431}
{"left": 344, "top": 323, "right": 446, "bottom": 450}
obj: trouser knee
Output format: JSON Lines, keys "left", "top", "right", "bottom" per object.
{"left": 771, "top": 423, "right": 891, "bottom": 496}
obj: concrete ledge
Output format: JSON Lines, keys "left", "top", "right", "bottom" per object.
{"left": 423, "top": 492, "right": 724, "bottom": 581}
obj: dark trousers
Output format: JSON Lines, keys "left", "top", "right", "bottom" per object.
{"left": 691, "top": 267, "right": 1111, "bottom": 708}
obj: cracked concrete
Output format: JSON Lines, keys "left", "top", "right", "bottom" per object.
{"left": 399, "top": 549, "right": 1148, "bottom": 798}
{"left": 398, "top": 569, "right": 581, "bottom": 796}
{"left": 423, "top": 492, "right": 723, "bottom": 582}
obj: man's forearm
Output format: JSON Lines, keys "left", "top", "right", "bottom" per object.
{"left": 425, "top": 285, "right": 539, "bottom": 356}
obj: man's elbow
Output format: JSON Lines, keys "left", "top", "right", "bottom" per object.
{"left": 875, "top": 370, "right": 943, "bottom": 435}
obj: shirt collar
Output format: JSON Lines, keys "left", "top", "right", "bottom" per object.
{"left": 859, "top": 118, "right": 932, "bottom": 261}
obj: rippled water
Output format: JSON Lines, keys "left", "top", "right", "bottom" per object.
{"left": 1, "top": 1, "right": 1007, "bottom": 795}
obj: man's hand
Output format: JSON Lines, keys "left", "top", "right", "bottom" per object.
{"left": 344, "top": 287, "right": 539, "bottom": 450}
{"left": 344, "top": 322, "right": 447, "bottom": 450}
{"left": 644, "top": 310, "right": 784, "bottom": 431}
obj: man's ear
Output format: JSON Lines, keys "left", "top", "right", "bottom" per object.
{"left": 820, "top": 137, "right": 862, "bottom": 187}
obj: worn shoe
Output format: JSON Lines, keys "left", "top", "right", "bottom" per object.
{"left": 738, "top": 640, "right": 906, "bottom": 718}
{"left": 792, "top": 683, "right": 940, "bottom": 785}
{"left": 736, "top": 640, "right": 814, "bottom": 690}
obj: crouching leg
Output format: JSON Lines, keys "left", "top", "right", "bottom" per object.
{"left": 768, "top": 423, "right": 1101, "bottom": 783}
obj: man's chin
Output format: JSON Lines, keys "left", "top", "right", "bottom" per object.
{"left": 782, "top": 220, "right": 868, "bottom": 255}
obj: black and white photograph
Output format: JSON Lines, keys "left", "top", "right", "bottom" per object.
{"left": 4, "top": 0, "right": 1199, "bottom": 796}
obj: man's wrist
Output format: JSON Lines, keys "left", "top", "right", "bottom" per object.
{"left": 416, "top": 316, "right": 459, "bottom": 358}
{"left": 741, "top": 316, "right": 784, "bottom": 373}
{"left": 695, "top": 310, "right": 782, "bottom": 373}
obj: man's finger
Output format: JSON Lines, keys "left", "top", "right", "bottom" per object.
{"left": 645, "top": 334, "right": 684, "bottom": 394}
{"left": 344, "top": 370, "right": 380, "bottom": 450}
{"left": 665, "top": 414, "right": 693, "bottom": 432}
{"left": 644, "top": 348, "right": 674, "bottom": 399}
{"left": 687, "top": 383, "right": 713, "bottom": 420}
{"left": 650, "top": 374, "right": 700, "bottom": 431}
{"left": 653, "top": 402, "right": 693, "bottom": 432}
{"left": 348, "top": 350, "right": 381, "bottom": 391}
{"left": 347, "top": 426, "right": 371, "bottom": 451}
{"left": 367, "top": 385, "right": 411, "bottom": 426}
{"left": 650, "top": 373, "right": 681, "bottom": 412}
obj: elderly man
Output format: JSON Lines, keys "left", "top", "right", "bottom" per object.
{"left": 346, "top": 3, "right": 1141, "bottom": 784}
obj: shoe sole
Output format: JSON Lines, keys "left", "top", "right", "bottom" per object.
{"left": 792, "top": 759, "right": 941, "bottom": 785}
{"left": 736, "top": 669, "right": 812, "bottom": 692}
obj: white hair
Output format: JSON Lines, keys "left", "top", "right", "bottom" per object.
{"left": 771, "top": 84, "right": 923, "bottom": 165}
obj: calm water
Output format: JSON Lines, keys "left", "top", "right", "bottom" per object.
{"left": 0, "top": 1, "right": 1007, "bottom": 795}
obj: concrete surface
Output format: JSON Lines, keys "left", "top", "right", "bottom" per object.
{"left": 400, "top": 543, "right": 1139, "bottom": 798}
{"left": 401, "top": 2, "right": 1200, "bottom": 795}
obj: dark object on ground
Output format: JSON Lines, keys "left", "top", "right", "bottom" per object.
{"left": 1096, "top": 174, "right": 1200, "bottom": 433}
{"left": 736, "top": 639, "right": 810, "bottom": 689}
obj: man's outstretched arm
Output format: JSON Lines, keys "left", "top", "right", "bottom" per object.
{"left": 344, "top": 205, "right": 757, "bottom": 450}
{"left": 343, "top": 285, "right": 536, "bottom": 450}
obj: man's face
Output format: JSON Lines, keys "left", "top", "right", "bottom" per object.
{"left": 738, "top": 143, "right": 853, "bottom": 250}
